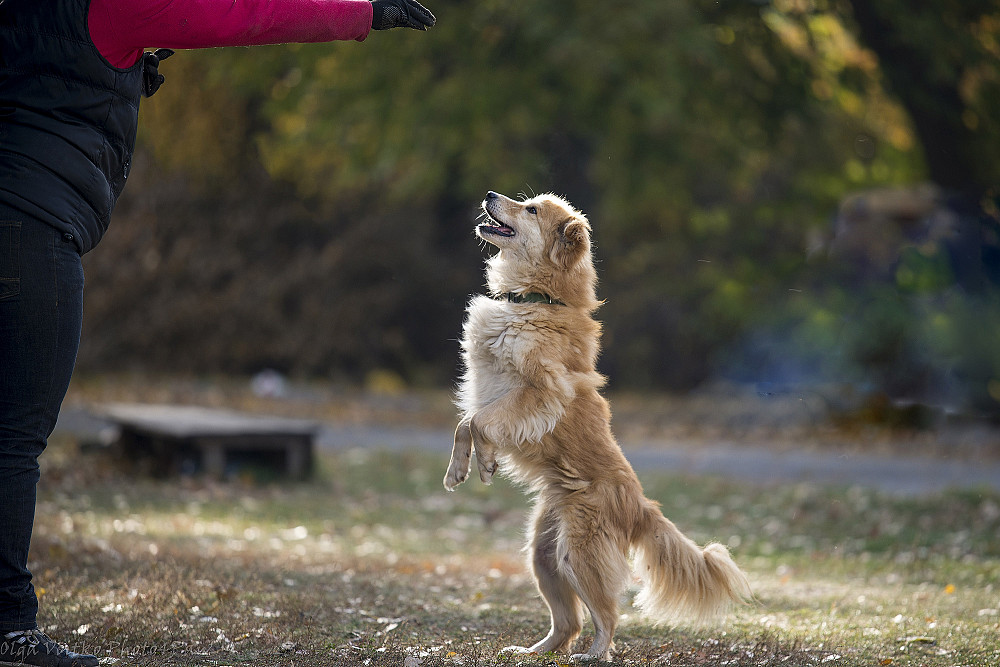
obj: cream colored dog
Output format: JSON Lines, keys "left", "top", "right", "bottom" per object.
{"left": 443, "top": 191, "right": 751, "bottom": 662}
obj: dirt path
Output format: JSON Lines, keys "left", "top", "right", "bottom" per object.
{"left": 313, "top": 422, "right": 1000, "bottom": 496}
{"left": 55, "top": 406, "right": 1000, "bottom": 497}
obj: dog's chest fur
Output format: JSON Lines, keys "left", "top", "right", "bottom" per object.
{"left": 456, "top": 294, "right": 601, "bottom": 424}
{"left": 457, "top": 296, "right": 536, "bottom": 412}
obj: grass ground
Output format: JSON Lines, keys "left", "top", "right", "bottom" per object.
{"left": 32, "top": 426, "right": 1000, "bottom": 667}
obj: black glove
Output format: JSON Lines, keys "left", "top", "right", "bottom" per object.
{"left": 371, "top": 0, "right": 436, "bottom": 30}
{"left": 141, "top": 48, "right": 175, "bottom": 97}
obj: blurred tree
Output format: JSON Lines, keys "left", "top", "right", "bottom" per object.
{"left": 844, "top": 0, "right": 1000, "bottom": 196}
{"left": 81, "top": 47, "right": 478, "bottom": 384}
{"left": 79, "top": 0, "right": 1000, "bottom": 414}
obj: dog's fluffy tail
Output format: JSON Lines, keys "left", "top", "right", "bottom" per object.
{"left": 631, "top": 505, "right": 751, "bottom": 624}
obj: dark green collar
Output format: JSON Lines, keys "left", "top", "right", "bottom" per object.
{"left": 501, "top": 292, "right": 566, "bottom": 306}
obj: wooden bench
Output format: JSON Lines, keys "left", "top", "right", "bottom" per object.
{"left": 100, "top": 403, "right": 318, "bottom": 479}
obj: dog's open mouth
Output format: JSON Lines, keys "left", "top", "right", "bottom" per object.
{"left": 478, "top": 212, "right": 516, "bottom": 238}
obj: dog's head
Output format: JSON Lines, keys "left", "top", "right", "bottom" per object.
{"left": 477, "top": 191, "right": 598, "bottom": 309}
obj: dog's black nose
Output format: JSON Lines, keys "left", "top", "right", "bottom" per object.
{"left": 486, "top": 191, "right": 499, "bottom": 200}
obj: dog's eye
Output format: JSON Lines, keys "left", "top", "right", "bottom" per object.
{"left": 526, "top": 206, "right": 538, "bottom": 215}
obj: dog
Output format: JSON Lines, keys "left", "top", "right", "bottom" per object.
{"left": 443, "top": 191, "right": 751, "bottom": 662}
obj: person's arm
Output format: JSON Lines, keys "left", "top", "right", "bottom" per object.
{"left": 90, "top": 0, "right": 376, "bottom": 68}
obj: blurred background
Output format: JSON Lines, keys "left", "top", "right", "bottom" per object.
{"left": 78, "top": 0, "right": 1000, "bottom": 428}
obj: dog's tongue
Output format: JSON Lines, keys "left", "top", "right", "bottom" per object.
{"left": 480, "top": 221, "right": 515, "bottom": 237}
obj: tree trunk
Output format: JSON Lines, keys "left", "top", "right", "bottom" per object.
{"left": 846, "top": 0, "right": 983, "bottom": 196}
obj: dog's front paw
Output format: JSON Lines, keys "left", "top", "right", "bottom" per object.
{"left": 500, "top": 646, "right": 536, "bottom": 655}
{"left": 570, "top": 653, "right": 607, "bottom": 664}
{"left": 476, "top": 454, "right": 497, "bottom": 485}
{"left": 444, "top": 421, "right": 474, "bottom": 491}
{"left": 443, "top": 460, "right": 469, "bottom": 491}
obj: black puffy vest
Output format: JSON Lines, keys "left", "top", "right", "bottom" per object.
{"left": 0, "top": 0, "right": 149, "bottom": 253}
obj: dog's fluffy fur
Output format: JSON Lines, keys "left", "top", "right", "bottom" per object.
{"left": 443, "top": 192, "right": 751, "bottom": 661}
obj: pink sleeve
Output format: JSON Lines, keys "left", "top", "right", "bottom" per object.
{"left": 90, "top": 0, "right": 373, "bottom": 69}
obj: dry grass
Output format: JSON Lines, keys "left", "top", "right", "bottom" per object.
{"left": 31, "top": 420, "right": 1000, "bottom": 666}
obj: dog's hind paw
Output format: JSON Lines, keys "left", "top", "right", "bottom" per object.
{"left": 570, "top": 653, "right": 608, "bottom": 664}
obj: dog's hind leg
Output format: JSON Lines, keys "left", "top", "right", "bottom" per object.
{"left": 529, "top": 505, "right": 585, "bottom": 654}
{"left": 503, "top": 502, "right": 583, "bottom": 656}
{"left": 443, "top": 421, "right": 473, "bottom": 491}
{"left": 562, "top": 525, "right": 630, "bottom": 662}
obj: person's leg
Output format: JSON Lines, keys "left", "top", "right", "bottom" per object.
{"left": 0, "top": 213, "right": 83, "bottom": 633}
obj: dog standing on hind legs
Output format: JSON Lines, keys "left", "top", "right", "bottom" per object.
{"left": 443, "top": 191, "right": 752, "bottom": 662}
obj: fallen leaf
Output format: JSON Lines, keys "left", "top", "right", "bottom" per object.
{"left": 903, "top": 636, "right": 936, "bottom": 646}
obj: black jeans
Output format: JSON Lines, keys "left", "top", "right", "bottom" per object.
{"left": 0, "top": 208, "right": 83, "bottom": 632}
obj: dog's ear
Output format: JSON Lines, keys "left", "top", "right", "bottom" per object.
{"left": 551, "top": 217, "right": 591, "bottom": 269}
